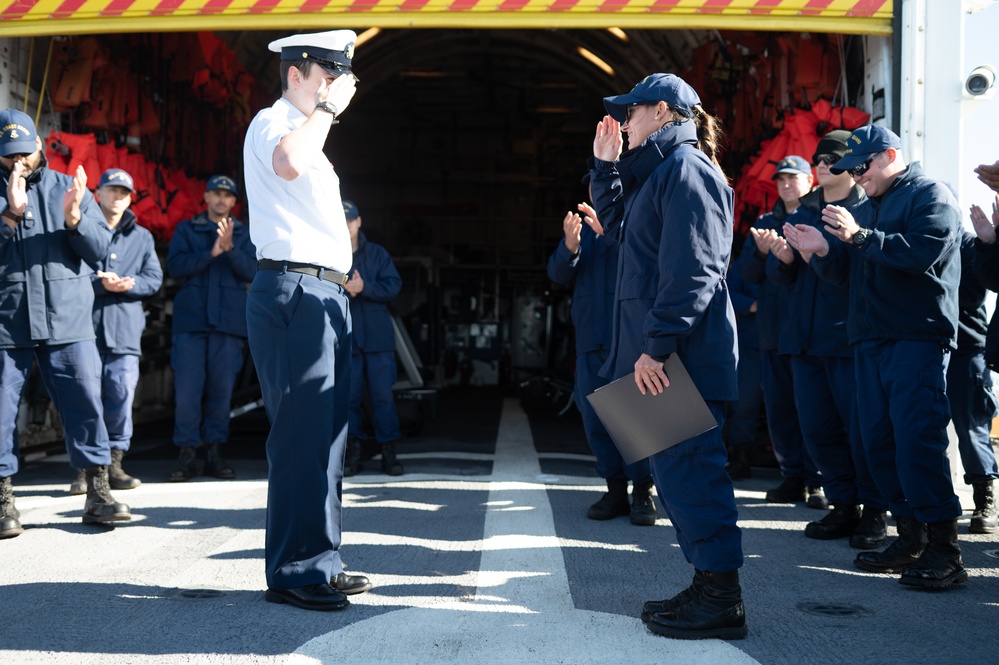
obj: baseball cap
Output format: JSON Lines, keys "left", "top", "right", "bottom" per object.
{"left": 342, "top": 199, "right": 360, "bottom": 220}
{"left": 831, "top": 125, "right": 902, "bottom": 175}
{"left": 0, "top": 109, "right": 39, "bottom": 157}
{"left": 97, "top": 168, "right": 135, "bottom": 193}
{"left": 206, "top": 175, "right": 238, "bottom": 195}
{"left": 603, "top": 73, "right": 701, "bottom": 123}
{"left": 772, "top": 155, "right": 811, "bottom": 180}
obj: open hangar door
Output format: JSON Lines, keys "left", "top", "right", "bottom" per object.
{"left": 0, "top": 1, "right": 891, "bottom": 451}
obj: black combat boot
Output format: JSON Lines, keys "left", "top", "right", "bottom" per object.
{"left": 725, "top": 446, "right": 752, "bottom": 480}
{"left": 646, "top": 570, "right": 747, "bottom": 640}
{"left": 641, "top": 570, "right": 705, "bottom": 624}
{"left": 765, "top": 476, "right": 806, "bottom": 503}
{"left": 970, "top": 480, "right": 998, "bottom": 534}
{"left": 68, "top": 468, "right": 87, "bottom": 495}
{"left": 169, "top": 446, "right": 198, "bottom": 482}
{"left": 343, "top": 438, "right": 363, "bottom": 477}
{"left": 587, "top": 478, "right": 630, "bottom": 520}
{"left": 804, "top": 504, "right": 860, "bottom": 540}
{"left": 806, "top": 486, "right": 829, "bottom": 510}
{"left": 204, "top": 443, "right": 236, "bottom": 480}
{"left": 629, "top": 480, "right": 657, "bottom": 526}
{"left": 900, "top": 519, "right": 968, "bottom": 589}
{"left": 380, "top": 442, "right": 404, "bottom": 476}
{"left": 855, "top": 516, "right": 927, "bottom": 573}
{"left": 0, "top": 476, "right": 24, "bottom": 539}
{"left": 108, "top": 448, "right": 141, "bottom": 490}
{"left": 850, "top": 506, "right": 887, "bottom": 549}
{"left": 82, "top": 466, "right": 132, "bottom": 524}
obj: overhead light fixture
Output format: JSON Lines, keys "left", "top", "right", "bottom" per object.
{"left": 607, "top": 28, "right": 628, "bottom": 42}
{"left": 577, "top": 47, "right": 615, "bottom": 77}
{"left": 355, "top": 28, "right": 380, "bottom": 48}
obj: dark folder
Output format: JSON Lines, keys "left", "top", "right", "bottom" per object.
{"left": 586, "top": 355, "right": 718, "bottom": 464}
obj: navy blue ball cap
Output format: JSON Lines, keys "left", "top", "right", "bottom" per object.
{"left": 342, "top": 199, "right": 359, "bottom": 220}
{"left": 206, "top": 175, "right": 238, "bottom": 195}
{"left": 0, "top": 109, "right": 39, "bottom": 157}
{"left": 269, "top": 30, "right": 356, "bottom": 78}
{"left": 98, "top": 168, "right": 135, "bottom": 192}
{"left": 772, "top": 155, "right": 811, "bottom": 180}
{"left": 831, "top": 125, "right": 902, "bottom": 174}
{"left": 603, "top": 73, "right": 701, "bottom": 123}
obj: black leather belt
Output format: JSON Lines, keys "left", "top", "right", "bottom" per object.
{"left": 258, "top": 259, "right": 348, "bottom": 287}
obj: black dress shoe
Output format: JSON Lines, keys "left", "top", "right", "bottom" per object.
{"left": 265, "top": 584, "right": 349, "bottom": 611}
{"left": 333, "top": 572, "right": 372, "bottom": 595}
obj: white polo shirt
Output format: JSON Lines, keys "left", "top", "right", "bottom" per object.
{"left": 243, "top": 97, "right": 352, "bottom": 273}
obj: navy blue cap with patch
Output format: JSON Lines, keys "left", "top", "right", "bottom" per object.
{"left": 268, "top": 30, "right": 356, "bottom": 78}
{"left": 831, "top": 125, "right": 902, "bottom": 174}
{"left": 0, "top": 109, "right": 38, "bottom": 157}
{"left": 342, "top": 199, "right": 359, "bottom": 220}
{"left": 772, "top": 155, "right": 811, "bottom": 180}
{"left": 206, "top": 175, "right": 238, "bottom": 195}
{"left": 98, "top": 168, "right": 135, "bottom": 192}
{"left": 603, "top": 73, "right": 701, "bottom": 123}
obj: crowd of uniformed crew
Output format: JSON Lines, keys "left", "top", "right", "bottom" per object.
{"left": 0, "top": 107, "right": 404, "bottom": 539}
{"left": 3, "top": 46, "right": 999, "bottom": 635}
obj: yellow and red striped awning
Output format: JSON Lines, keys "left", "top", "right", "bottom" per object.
{"left": 0, "top": 0, "right": 893, "bottom": 36}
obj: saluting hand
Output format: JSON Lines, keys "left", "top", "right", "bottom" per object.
{"left": 593, "top": 115, "right": 622, "bottom": 163}
{"left": 345, "top": 270, "right": 364, "bottom": 297}
{"left": 318, "top": 75, "right": 357, "bottom": 116}
{"left": 970, "top": 195, "right": 999, "bottom": 244}
{"left": 634, "top": 353, "right": 670, "bottom": 396}
{"left": 6, "top": 161, "right": 28, "bottom": 220}
{"left": 577, "top": 201, "right": 604, "bottom": 236}
{"left": 62, "top": 165, "right": 87, "bottom": 229}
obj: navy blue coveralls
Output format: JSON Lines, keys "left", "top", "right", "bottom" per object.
{"left": 590, "top": 119, "right": 742, "bottom": 572}
{"left": 725, "top": 256, "right": 762, "bottom": 452}
{"left": 347, "top": 230, "right": 402, "bottom": 445}
{"left": 91, "top": 209, "right": 163, "bottom": 452}
{"left": 547, "top": 214, "right": 652, "bottom": 484}
{"left": 766, "top": 185, "right": 884, "bottom": 510}
{"left": 737, "top": 202, "right": 820, "bottom": 488}
{"left": 949, "top": 232, "right": 998, "bottom": 484}
{"left": 810, "top": 162, "right": 962, "bottom": 523}
{"left": 0, "top": 165, "right": 113, "bottom": 476}
{"left": 166, "top": 212, "right": 256, "bottom": 448}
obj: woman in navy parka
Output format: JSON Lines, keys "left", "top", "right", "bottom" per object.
{"left": 588, "top": 74, "right": 745, "bottom": 640}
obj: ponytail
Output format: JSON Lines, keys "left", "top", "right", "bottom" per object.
{"left": 691, "top": 105, "right": 726, "bottom": 179}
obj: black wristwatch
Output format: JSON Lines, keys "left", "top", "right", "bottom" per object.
{"left": 852, "top": 228, "right": 871, "bottom": 247}
{"left": 315, "top": 101, "right": 339, "bottom": 124}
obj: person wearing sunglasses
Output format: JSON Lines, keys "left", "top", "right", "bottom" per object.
{"left": 782, "top": 124, "right": 965, "bottom": 590}
{"left": 590, "top": 73, "right": 745, "bottom": 639}
{"left": 768, "top": 130, "right": 888, "bottom": 551}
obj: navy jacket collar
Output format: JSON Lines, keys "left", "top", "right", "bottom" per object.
{"left": 617, "top": 120, "right": 699, "bottom": 186}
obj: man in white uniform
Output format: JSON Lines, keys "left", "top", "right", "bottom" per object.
{"left": 243, "top": 30, "right": 371, "bottom": 612}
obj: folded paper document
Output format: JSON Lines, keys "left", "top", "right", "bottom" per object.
{"left": 586, "top": 355, "right": 718, "bottom": 464}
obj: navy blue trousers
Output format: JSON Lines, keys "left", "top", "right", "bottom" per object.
{"left": 650, "top": 401, "right": 743, "bottom": 572}
{"left": 946, "top": 347, "right": 999, "bottom": 484}
{"left": 760, "top": 349, "right": 820, "bottom": 486}
{"left": 0, "top": 341, "right": 109, "bottom": 476}
{"left": 349, "top": 350, "right": 401, "bottom": 443}
{"left": 247, "top": 269, "right": 350, "bottom": 590}
{"left": 171, "top": 331, "right": 245, "bottom": 447}
{"left": 100, "top": 351, "right": 139, "bottom": 452}
{"left": 792, "top": 354, "right": 884, "bottom": 508}
{"left": 727, "top": 342, "right": 762, "bottom": 449}
{"left": 855, "top": 340, "right": 961, "bottom": 522}
{"left": 576, "top": 349, "right": 651, "bottom": 483}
